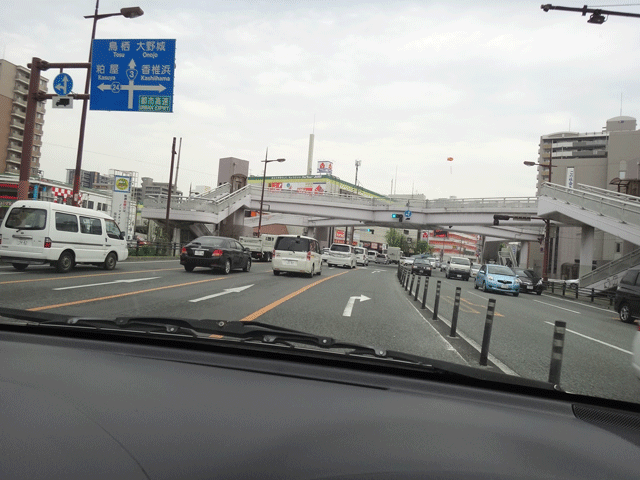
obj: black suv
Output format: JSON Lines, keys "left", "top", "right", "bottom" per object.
{"left": 614, "top": 268, "right": 640, "bottom": 323}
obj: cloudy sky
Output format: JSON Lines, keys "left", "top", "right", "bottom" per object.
{"left": 3, "top": 0, "right": 640, "bottom": 198}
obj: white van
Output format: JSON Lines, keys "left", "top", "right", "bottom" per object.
{"left": 354, "top": 246, "right": 369, "bottom": 266}
{"left": 0, "top": 200, "right": 128, "bottom": 273}
{"left": 272, "top": 235, "right": 322, "bottom": 277}
{"left": 327, "top": 243, "right": 357, "bottom": 269}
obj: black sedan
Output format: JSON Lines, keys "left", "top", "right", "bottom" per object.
{"left": 180, "top": 236, "right": 251, "bottom": 274}
{"left": 513, "top": 268, "right": 543, "bottom": 295}
{"left": 411, "top": 258, "right": 432, "bottom": 276}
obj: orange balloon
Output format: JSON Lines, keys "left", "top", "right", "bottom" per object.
{"left": 447, "top": 157, "right": 454, "bottom": 162}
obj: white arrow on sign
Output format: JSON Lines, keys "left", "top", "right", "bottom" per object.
{"left": 342, "top": 295, "right": 371, "bottom": 317}
{"left": 190, "top": 284, "right": 254, "bottom": 303}
{"left": 53, "top": 277, "right": 160, "bottom": 291}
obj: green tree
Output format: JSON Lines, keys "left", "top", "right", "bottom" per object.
{"left": 385, "top": 228, "right": 406, "bottom": 249}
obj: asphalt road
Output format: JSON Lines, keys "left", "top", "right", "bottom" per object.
{"left": 1, "top": 258, "right": 638, "bottom": 404}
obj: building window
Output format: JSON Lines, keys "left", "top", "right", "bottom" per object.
{"left": 87, "top": 201, "right": 94, "bottom": 209}
{"left": 82, "top": 200, "right": 87, "bottom": 208}
{"left": 616, "top": 242, "right": 622, "bottom": 253}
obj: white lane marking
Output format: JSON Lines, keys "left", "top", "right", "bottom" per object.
{"left": 371, "top": 270, "right": 383, "bottom": 274}
{"left": 543, "top": 296, "right": 612, "bottom": 313}
{"left": 190, "top": 284, "right": 254, "bottom": 303}
{"left": 544, "top": 321, "right": 632, "bottom": 355}
{"left": 342, "top": 295, "right": 371, "bottom": 317}
{"left": 534, "top": 300, "right": 580, "bottom": 314}
{"left": 54, "top": 277, "right": 160, "bottom": 291}
{"left": 402, "top": 296, "right": 467, "bottom": 364}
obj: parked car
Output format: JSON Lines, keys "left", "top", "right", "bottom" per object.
{"left": 445, "top": 256, "right": 471, "bottom": 281}
{"left": 474, "top": 264, "right": 520, "bottom": 296}
{"left": 354, "top": 246, "right": 369, "bottom": 266}
{"left": 614, "top": 267, "right": 640, "bottom": 323}
{"left": 513, "top": 268, "right": 544, "bottom": 295}
{"left": 272, "top": 235, "right": 322, "bottom": 277}
{"left": 400, "top": 256, "right": 414, "bottom": 266}
{"left": 376, "top": 253, "right": 389, "bottom": 264}
{"left": 411, "top": 258, "right": 432, "bottom": 276}
{"left": 180, "top": 236, "right": 251, "bottom": 274}
{"left": 326, "top": 243, "right": 357, "bottom": 269}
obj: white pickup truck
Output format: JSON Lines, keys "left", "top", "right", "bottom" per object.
{"left": 239, "top": 234, "right": 277, "bottom": 261}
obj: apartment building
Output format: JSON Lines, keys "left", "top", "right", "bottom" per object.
{"left": 530, "top": 116, "right": 640, "bottom": 278}
{"left": 0, "top": 59, "right": 48, "bottom": 177}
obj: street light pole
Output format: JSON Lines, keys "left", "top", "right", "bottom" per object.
{"left": 72, "top": 1, "right": 144, "bottom": 206}
{"left": 355, "top": 159, "right": 361, "bottom": 196}
{"left": 257, "top": 149, "right": 285, "bottom": 237}
{"left": 524, "top": 138, "right": 554, "bottom": 281}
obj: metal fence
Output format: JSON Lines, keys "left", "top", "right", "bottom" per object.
{"left": 127, "top": 241, "right": 182, "bottom": 257}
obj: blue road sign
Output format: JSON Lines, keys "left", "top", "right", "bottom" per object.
{"left": 404, "top": 210, "right": 412, "bottom": 218}
{"left": 89, "top": 39, "right": 176, "bottom": 112}
{"left": 53, "top": 73, "right": 73, "bottom": 96}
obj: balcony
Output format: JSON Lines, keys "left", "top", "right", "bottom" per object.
{"left": 7, "top": 144, "right": 23, "bottom": 155}
{"left": 8, "top": 130, "right": 23, "bottom": 142}
{"left": 10, "top": 118, "right": 25, "bottom": 130}
{"left": 13, "top": 96, "right": 27, "bottom": 107}
{"left": 11, "top": 109, "right": 26, "bottom": 120}
{"left": 13, "top": 84, "right": 28, "bottom": 95}
{"left": 15, "top": 75, "right": 29, "bottom": 86}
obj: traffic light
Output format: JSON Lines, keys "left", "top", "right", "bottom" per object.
{"left": 391, "top": 213, "right": 403, "bottom": 222}
{"left": 493, "top": 214, "right": 510, "bottom": 226}
{"left": 365, "top": 228, "right": 375, "bottom": 234}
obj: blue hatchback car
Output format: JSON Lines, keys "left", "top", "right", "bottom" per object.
{"left": 474, "top": 264, "right": 520, "bottom": 297}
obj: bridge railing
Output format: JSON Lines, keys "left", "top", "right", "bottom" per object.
{"left": 540, "top": 183, "right": 640, "bottom": 226}
{"left": 579, "top": 248, "right": 640, "bottom": 289}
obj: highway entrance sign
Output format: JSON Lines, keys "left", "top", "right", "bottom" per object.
{"left": 89, "top": 39, "right": 176, "bottom": 112}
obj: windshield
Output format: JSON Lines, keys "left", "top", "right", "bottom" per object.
{"left": 487, "top": 265, "right": 516, "bottom": 276}
{"left": 3, "top": 0, "right": 640, "bottom": 413}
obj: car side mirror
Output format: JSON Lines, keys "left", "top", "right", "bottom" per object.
{"left": 119, "top": 232, "right": 125, "bottom": 240}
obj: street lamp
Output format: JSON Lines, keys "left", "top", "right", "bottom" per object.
{"left": 354, "top": 159, "right": 361, "bottom": 196}
{"left": 524, "top": 139, "right": 556, "bottom": 281}
{"left": 257, "top": 149, "right": 285, "bottom": 237}
{"left": 71, "top": 1, "right": 144, "bottom": 206}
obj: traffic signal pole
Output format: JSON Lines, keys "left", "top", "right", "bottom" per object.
{"left": 18, "top": 59, "right": 90, "bottom": 200}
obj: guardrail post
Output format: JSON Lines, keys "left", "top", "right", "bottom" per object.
{"left": 432, "top": 280, "right": 441, "bottom": 320}
{"left": 591, "top": 288, "right": 595, "bottom": 303}
{"left": 551, "top": 282, "right": 555, "bottom": 294}
{"left": 548, "top": 320, "right": 567, "bottom": 385}
{"left": 414, "top": 276, "right": 420, "bottom": 301}
{"left": 575, "top": 286, "right": 579, "bottom": 299}
{"left": 450, "top": 287, "right": 461, "bottom": 337}
{"left": 479, "top": 298, "right": 496, "bottom": 366}
{"left": 404, "top": 271, "right": 410, "bottom": 290}
{"left": 562, "top": 282, "right": 566, "bottom": 296}
{"left": 421, "top": 276, "right": 429, "bottom": 309}
{"left": 409, "top": 274, "right": 415, "bottom": 295}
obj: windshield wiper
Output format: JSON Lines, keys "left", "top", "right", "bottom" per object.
{"left": 0, "top": 307, "right": 423, "bottom": 362}
{"left": 0, "top": 307, "right": 558, "bottom": 390}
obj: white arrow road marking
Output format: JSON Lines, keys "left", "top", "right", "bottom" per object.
{"left": 342, "top": 295, "right": 371, "bottom": 317}
{"left": 53, "top": 277, "right": 160, "bottom": 291}
{"left": 371, "top": 270, "right": 382, "bottom": 274}
{"left": 190, "top": 284, "right": 254, "bottom": 303}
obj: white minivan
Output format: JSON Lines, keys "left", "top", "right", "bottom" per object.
{"left": 0, "top": 200, "right": 128, "bottom": 273}
{"left": 272, "top": 235, "right": 322, "bottom": 277}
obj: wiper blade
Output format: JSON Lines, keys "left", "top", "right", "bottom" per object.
{"left": 0, "top": 308, "right": 426, "bottom": 362}
{"left": 0, "top": 308, "right": 558, "bottom": 390}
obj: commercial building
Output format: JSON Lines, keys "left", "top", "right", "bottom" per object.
{"left": 530, "top": 116, "right": 640, "bottom": 278}
{"left": 66, "top": 169, "right": 112, "bottom": 191}
{"left": 138, "top": 176, "right": 182, "bottom": 204}
{"left": 0, "top": 59, "right": 48, "bottom": 177}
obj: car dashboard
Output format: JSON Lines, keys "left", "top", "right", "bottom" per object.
{"left": 1, "top": 325, "right": 639, "bottom": 480}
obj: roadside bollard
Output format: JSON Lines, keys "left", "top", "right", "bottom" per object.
{"left": 421, "top": 276, "right": 429, "bottom": 309}
{"left": 414, "top": 276, "right": 420, "bottom": 301}
{"left": 404, "top": 271, "right": 410, "bottom": 290}
{"left": 562, "top": 282, "right": 566, "bottom": 296}
{"left": 400, "top": 268, "right": 405, "bottom": 284}
{"left": 548, "top": 321, "right": 567, "bottom": 386}
{"left": 409, "top": 274, "right": 415, "bottom": 295}
{"left": 450, "top": 287, "right": 461, "bottom": 337}
{"left": 432, "top": 280, "right": 441, "bottom": 320}
{"left": 479, "top": 298, "right": 497, "bottom": 366}
{"left": 591, "top": 288, "right": 595, "bottom": 303}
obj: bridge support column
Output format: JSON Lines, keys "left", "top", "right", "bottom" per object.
{"left": 579, "top": 225, "right": 594, "bottom": 278}
{"left": 519, "top": 242, "right": 529, "bottom": 268}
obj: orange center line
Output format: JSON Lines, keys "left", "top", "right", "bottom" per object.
{"left": 237, "top": 271, "right": 351, "bottom": 323}
{"left": 27, "top": 276, "right": 227, "bottom": 311}
{"left": 1, "top": 267, "right": 181, "bottom": 285}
